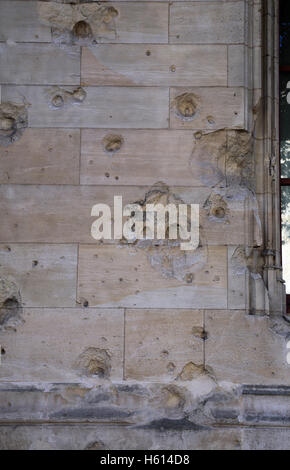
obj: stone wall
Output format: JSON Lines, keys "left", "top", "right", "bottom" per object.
{"left": 0, "top": 0, "right": 289, "bottom": 450}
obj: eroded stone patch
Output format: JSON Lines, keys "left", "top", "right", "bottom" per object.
{"left": 0, "top": 103, "right": 28, "bottom": 146}
{"left": 173, "top": 92, "right": 200, "bottom": 121}
{"left": 46, "top": 86, "right": 86, "bottom": 109}
{"left": 0, "top": 277, "right": 22, "bottom": 329}
{"left": 102, "top": 134, "right": 124, "bottom": 155}
{"left": 75, "top": 347, "right": 111, "bottom": 378}
{"left": 38, "top": 1, "right": 119, "bottom": 46}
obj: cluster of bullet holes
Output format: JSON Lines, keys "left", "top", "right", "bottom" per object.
{"left": 49, "top": 87, "right": 87, "bottom": 109}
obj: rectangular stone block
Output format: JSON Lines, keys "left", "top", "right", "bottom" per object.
{"left": 205, "top": 310, "right": 290, "bottom": 385}
{"left": 170, "top": 87, "right": 245, "bottom": 130}
{"left": 77, "top": 245, "right": 227, "bottom": 308}
{"left": 0, "top": 1, "right": 51, "bottom": 42}
{"left": 0, "top": 129, "right": 80, "bottom": 185}
{"left": 0, "top": 44, "right": 80, "bottom": 85}
{"left": 228, "top": 45, "right": 246, "bottom": 87}
{"left": 0, "top": 244, "right": 77, "bottom": 307}
{"left": 125, "top": 309, "right": 204, "bottom": 380}
{"left": 0, "top": 308, "right": 124, "bottom": 381}
{"left": 2, "top": 86, "right": 169, "bottom": 129}
{"left": 0, "top": 184, "right": 248, "bottom": 246}
{"left": 80, "top": 129, "right": 225, "bottom": 187}
{"left": 170, "top": 1, "right": 245, "bottom": 44}
{"left": 81, "top": 45, "right": 227, "bottom": 87}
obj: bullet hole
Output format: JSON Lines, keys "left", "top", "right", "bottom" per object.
{"left": 0, "top": 103, "right": 28, "bottom": 146}
{"left": 167, "top": 362, "right": 176, "bottom": 372}
{"left": 170, "top": 65, "right": 176, "bottom": 72}
{"left": 102, "top": 134, "right": 124, "bottom": 154}
{"left": 175, "top": 93, "right": 198, "bottom": 121}
{"left": 115, "top": 176, "right": 119, "bottom": 180}
{"left": 192, "top": 326, "right": 208, "bottom": 340}
{"left": 32, "top": 260, "right": 38, "bottom": 267}
{"left": 75, "top": 347, "right": 111, "bottom": 378}
{"left": 51, "top": 95, "right": 64, "bottom": 108}
{"left": 1, "top": 347, "right": 5, "bottom": 355}
{"left": 146, "top": 50, "right": 151, "bottom": 56}
{"left": 119, "top": 278, "right": 123, "bottom": 282}
{"left": 194, "top": 131, "right": 202, "bottom": 140}
{"left": 161, "top": 350, "right": 169, "bottom": 358}
{"left": 85, "top": 441, "right": 106, "bottom": 450}
{"left": 207, "top": 116, "right": 215, "bottom": 125}
{"left": 184, "top": 273, "right": 194, "bottom": 284}
{"left": 72, "top": 20, "right": 93, "bottom": 39}
{"left": 73, "top": 87, "right": 87, "bottom": 103}
{"left": 0, "top": 295, "right": 21, "bottom": 326}
{"left": 83, "top": 300, "right": 89, "bottom": 308}
{"left": 105, "top": 172, "right": 110, "bottom": 178}
{"left": 212, "top": 207, "right": 225, "bottom": 218}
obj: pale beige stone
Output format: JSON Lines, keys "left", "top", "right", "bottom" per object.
{"left": 0, "top": 1, "right": 51, "bottom": 42}
{"left": 0, "top": 129, "right": 80, "bottom": 184}
{"left": 0, "top": 44, "right": 80, "bottom": 85}
{"left": 170, "top": 88, "right": 245, "bottom": 130}
{"left": 77, "top": 244, "right": 227, "bottom": 308}
{"left": 205, "top": 310, "right": 290, "bottom": 385}
{"left": 0, "top": 308, "right": 124, "bottom": 381}
{"left": 0, "top": 244, "right": 77, "bottom": 307}
{"left": 2, "top": 86, "right": 169, "bottom": 129}
{"left": 80, "top": 129, "right": 225, "bottom": 187}
{"left": 228, "top": 45, "right": 246, "bottom": 87}
{"left": 81, "top": 45, "right": 227, "bottom": 87}
{"left": 170, "top": 1, "right": 245, "bottom": 44}
{"left": 125, "top": 309, "right": 204, "bottom": 381}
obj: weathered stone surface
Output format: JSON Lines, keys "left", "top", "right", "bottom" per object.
{"left": 0, "top": 423, "right": 242, "bottom": 450}
{"left": 0, "top": 129, "right": 80, "bottom": 184}
{"left": 80, "top": 129, "right": 225, "bottom": 187}
{"left": 228, "top": 45, "right": 246, "bottom": 87}
{"left": 170, "top": 88, "right": 245, "bottom": 130}
{"left": 125, "top": 309, "right": 204, "bottom": 381}
{"left": 0, "top": 44, "right": 80, "bottom": 85}
{"left": 0, "top": 244, "right": 77, "bottom": 307}
{"left": 170, "top": 1, "right": 245, "bottom": 44}
{"left": 0, "top": 308, "right": 124, "bottom": 381}
{"left": 38, "top": 1, "right": 168, "bottom": 44}
{"left": 0, "top": 276, "right": 22, "bottom": 330}
{"left": 81, "top": 45, "right": 227, "bottom": 87}
{"left": 0, "top": 1, "right": 51, "bottom": 43}
{"left": 205, "top": 311, "right": 290, "bottom": 385}
{"left": 77, "top": 244, "right": 227, "bottom": 308}
{"left": 2, "top": 86, "right": 169, "bottom": 129}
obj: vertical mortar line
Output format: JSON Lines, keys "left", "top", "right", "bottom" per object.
{"left": 79, "top": 128, "right": 82, "bottom": 185}
{"left": 203, "top": 310, "right": 205, "bottom": 369}
{"left": 123, "top": 308, "right": 126, "bottom": 380}
{"left": 168, "top": 1, "right": 170, "bottom": 44}
{"left": 75, "top": 242, "right": 79, "bottom": 307}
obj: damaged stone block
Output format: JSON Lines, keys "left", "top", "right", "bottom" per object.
{"left": 125, "top": 309, "right": 203, "bottom": 381}
{"left": 205, "top": 310, "right": 290, "bottom": 385}
{"left": 0, "top": 244, "right": 77, "bottom": 307}
{"left": 170, "top": 88, "right": 245, "bottom": 130}
{"left": 38, "top": 1, "right": 168, "bottom": 45}
{"left": 0, "top": 308, "right": 124, "bottom": 381}
{"left": 0, "top": 103, "right": 27, "bottom": 146}
{"left": 1, "top": 86, "right": 169, "bottom": 129}
{"left": 81, "top": 45, "right": 227, "bottom": 87}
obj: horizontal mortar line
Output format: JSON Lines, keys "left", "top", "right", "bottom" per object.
{"left": 1, "top": 84, "right": 238, "bottom": 88}
{"left": 0, "top": 183, "right": 214, "bottom": 188}
{"left": 0, "top": 41, "right": 247, "bottom": 46}
{"left": 0, "top": 420, "right": 133, "bottom": 426}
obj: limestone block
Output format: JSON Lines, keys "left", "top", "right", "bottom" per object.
{"left": 228, "top": 246, "right": 249, "bottom": 310}
{"left": 38, "top": 1, "right": 168, "bottom": 44}
{"left": 0, "top": 44, "right": 80, "bottom": 85}
{"left": 170, "top": 1, "right": 245, "bottom": 44}
{"left": 205, "top": 310, "right": 290, "bottom": 385}
{"left": 0, "top": 308, "right": 124, "bottom": 381}
{"left": 81, "top": 45, "right": 227, "bottom": 87}
{"left": 0, "top": 129, "right": 80, "bottom": 184}
{"left": 125, "top": 309, "right": 204, "bottom": 381}
{"left": 242, "top": 428, "right": 290, "bottom": 450}
{"left": 0, "top": 1, "right": 51, "bottom": 43}
{"left": 0, "top": 184, "right": 145, "bottom": 243}
{"left": 170, "top": 88, "right": 245, "bottom": 130}
{"left": 80, "top": 129, "right": 225, "bottom": 187}
{"left": 77, "top": 244, "right": 227, "bottom": 308}
{"left": 1, "top": 86, "right": 169, "bottom": 129}
{"left": 0, "top": 244, "right": 77, "bottom": 307}
{"left": 228, "top": 45, "right": 246, "bottom": 87}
